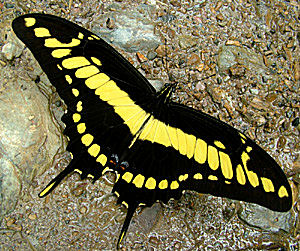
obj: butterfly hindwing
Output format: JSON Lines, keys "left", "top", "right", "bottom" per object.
{"left": 12, "top": 13, "right": 292, "bottom": 247}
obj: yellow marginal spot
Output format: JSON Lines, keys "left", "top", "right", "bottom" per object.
{"left": 87, "top": 73, "right": 110, "bottom": 89}
{"left": 72, "top": 88, "right": 79, "bottom": 97}
{"left": 132, "top": 174, "right": 145, "bottom": 188}
{"left": 194, "top": 138, "right": 207, "bottom": 164}
{"left": 87, "top": 174, "right": 94, "bottom": 179}
{"left": 62, "top": 56, "right": 90, "bottom": 69}
{"left": 208, "top": 145, "right": 219, "bottom": 171}
{"left": 278, "top": 186, "right": 289, "bottom": 198}
{"left": 145, "top": 177, "right": 156, "bottom": 190}
{"left": 88, "top": 36, "right": 94, "bottom": 40}
{"left": 186, "top": 134, "right": 196, "bottom": 159}
{"left": 261, "top": 177, "right": 275, "bottom": 192}
{"left": 170, "top": 181, "right": 179, "bottom": 190}
{"left": 96, "top": 154, "right": 107, "bottom": 166}
{"left": 51, "top": 49, "right": 71, "bottom": 58}
{"left": 208, "top": 175, "right": 218, "bottom": 181}
{"left": 193, "top": 173, "right": 203, "bottom": 179}
{"left": 75, "top": 65, "right": 100, "bottom": 78}
{"left": 57, "top": 64, "right": 62, "bottom": 70}
{"left": 139, "top": 203, "right": 146, "bottom": 206}
{"left": 167, "top": 125, "right": 178, "bottom": 150}
{"left": 45, "top": 38, "right": 80, "bottom": 48}
{"left": 77, "top": 123, "right": 86, "bottom": 134}
{"left": 114, "top": 191, "right": 120, "bottom": 197}
{"left": 239, "top": 132, "right": 246, "bottom": 139}
{"left": 24, "top": 17, "right": 36, "bottom": 27}
{"left": 78, "top": 32, "right": 84, "bottom": 39}
{"left": 246, "top": 146, "right": 252, "bottom": 153}
{"left": 177, "top": 128, "right": 187, "bottom": 155}
{"left": 214, "top": 140, "right": 226, "bottom": 149}
{"left": 91, "top": 57, "right": 102, "bottom": 66}
{"left": 34, "top": 27, "right": 51, "bottom": 37}
{"left": 158, "top": 180, "right": 168, "bottom": 189}
{"left": 241, "top": 138, "right": 246, "bottom": 144}
{"left": 65, "top": 75, "right": 72, "bottom": 84}
{"left": 236, "top": 164, "right": 246, "bottom": 185}
{"left": 115, "top": 173, "right": 120, "bottom": 182}
{"left": 81, "top": 133, "right": 94, "bottom": 146}
{"left": 241, "top": 151, "right": 259, "bottom": 187}
{"left": 102, "top": 167, "right": 110, "bottom": 175}
{"left": 225, "top": 180, "right": 231, "bottom": 184}
{"left": 72, "top": 113, "right": 81, "bottom": 123}
{"left": 88, "top": 144, "right": 100, "bottom": 157}
{"left": 179, "top": 174, "right": 188, "bottom": 182}
{"left": 219, "top": 151, "right": 233, "bottom": 179}
{"left": 39, "top": 181, "right": 55, "bottom": 197}
{"left": 92, "top": 34, "right": 100, "bottom": 40}
{"left": 122, "top": 201, "right": 128, "bottom": 208}
{"left": 74, "top": 168, "right": 82, "bottom": 174}
{"left": 76, "top": 101, "right": 83, "bottom": 112}
{"left": 122, "top": 172, "right": 133, "bottom": 183}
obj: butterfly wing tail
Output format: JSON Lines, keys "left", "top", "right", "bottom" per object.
{"left": 117, "top": 203, "right": 138, "bottom": 248}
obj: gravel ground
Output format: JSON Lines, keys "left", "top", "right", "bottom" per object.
{"left": 0, "top": 0, "right": 299, "bottom": 250}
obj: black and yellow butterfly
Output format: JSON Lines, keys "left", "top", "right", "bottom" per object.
{"left": 12, "top": 13, "right": 292, "bottom": 247}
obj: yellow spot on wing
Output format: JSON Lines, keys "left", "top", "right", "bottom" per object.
{"left": 261, "top": 177, "right": 275, "bottom": 192}
{"left": 167, "top": 125, "right": 178, "bottom": 150}
{"left": 122, "top": 172, "right": 133, "bottom": 183}
{"left": 72, "top": 88, "right": 79, "bottom": 97}
{"left": 241, "top": 151, "right": 259, "bottom": 187}
{"left": 76, "top": 101, "right": 83, "bottom": 112}
{"left": 75, "top": 65, "right": 99, "bottom": 78}
{"left": 74, "top": 169, "right": 82, "bottom": 174}
{"left": 145, "top": 177, "right": 156, "bottom": 189}
{"left": 208, "top": 145, "right": 219, "bottom": 170}
{"left": 214, "top": 140, "right": 226, "bottom": 149}
{"left": 39, "top": 181, "right": 55, "bottom": 197}
{"left": 219, "top": 151, "right": 233, "bottom": 179}
{"left": 24, "top": 17, "right": 36, "bottom": 27}
{"left": 177, "top": 128, "right": 187, "bottom": 155}
{"left": 158, "top": 180, "right": 168, "bottom": 189}
{"left": 45, "top": 38, "right": 80, "bottom": 48}
{"left": 179, "top": 174, "right": 188, "bottom": 182}
{"left": 34, "top": 27, "right": 51, "bottom": 37}
{"left": 87, "top": 73, "right": 110, "bottom": 89}
{"left": 96, "top": 154, "right": 107, "bottom": 166}
{"left": 62, "top": 56, "right": 90, "bottom": 69}
{"left": 81, "top": 134, "right": 94, "bottom": 146}
{"left": 194, "top": 139, "right": 207, "bottom": 164}
{"left": 77, "top": 123, "right": 86, "bottom": 134}
{"left": 57, "top": 64, "right": 62, "bottom": 70}
{"left": 91, "top": 57, "right": 102, "bottom": 66}
{"left": 186, "top": 134, "right": 196, "bottom": 159}
{"left": 52, "top": 49, "right": 71, "bottom": 58}
{"left": 65, "top": 75, "right": 72, "bottom": 84}
{"left": 236, "top": 164, "right": 246, "bottom": 185}
{"left": 278, "top": 186, "right": 288, "bottom": 198}
{"left": 102, "top": 166, "right": 110, "bottom": 175}
{"left": 88, "top": 144, "right": 100, "bottom": 157}
{"left": 153, "top": 122, "right": 171, "bottom": 147}
{"left": 92, "top": 35, "right": 100, "bottom": 40}
{"left": 278, "top": 186, "right": 289, "bottom": 198}
{"left": 72, "top": 113, "right": 81, "bottom": 123}
{"left": 208, "top": 175, "right": 218, "bottom": 181}
{"left": 122, "top": 201, "right": 128, "bottom": 208}
{"left": 193, "top": 173, "right": 203, "bottom": 179}
{"left": 170, "top": 181, "right": 179, "bottom": 189}
{"left": 132, "top": 174, "right": 145, "bottom": 188}
{"left": 78, "top": 32, "right": 84, "bottom": 39}
{"left": 87, "top": 174, "right": 94, "bottom": 179}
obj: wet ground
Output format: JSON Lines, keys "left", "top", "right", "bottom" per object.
{"left": 0, "top": 0, "right": 299, "bottom": 250}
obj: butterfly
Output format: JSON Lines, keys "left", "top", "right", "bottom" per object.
{"left": 12, "top": 13, "right": 292, "bottom": 247}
